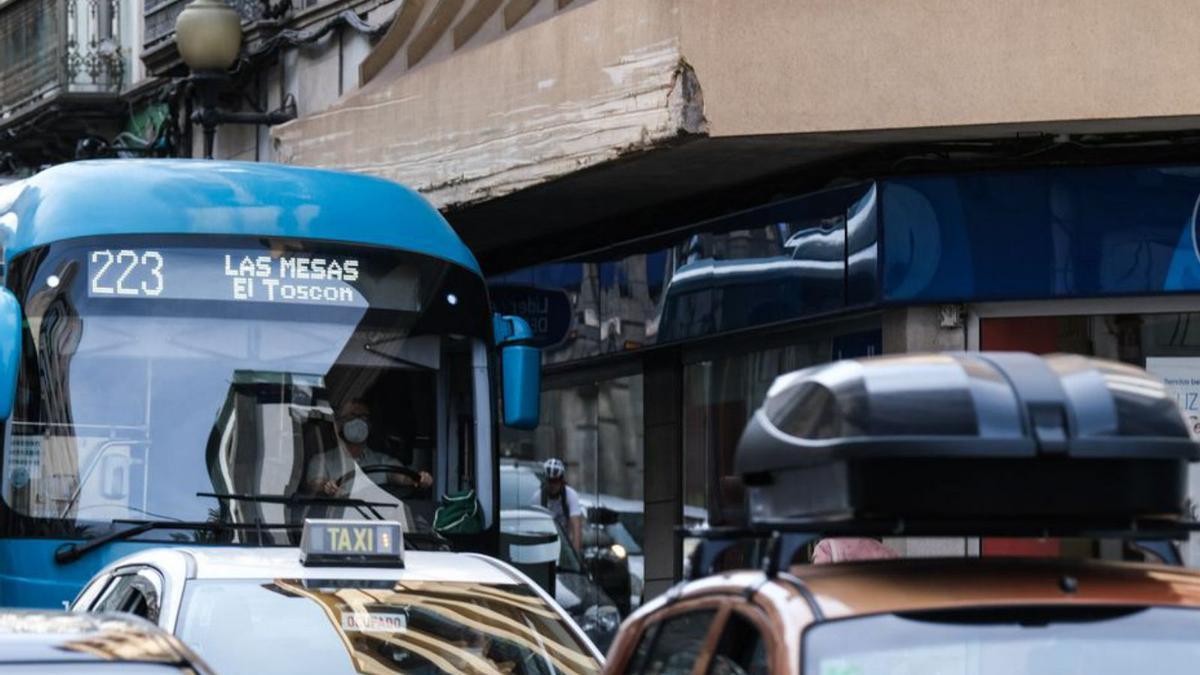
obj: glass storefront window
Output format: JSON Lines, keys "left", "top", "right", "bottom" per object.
{"left": 498, "top": 373, "right": 645, "bottom": 616}
{"left": 490, "top": 263, "right": 601, "bottom": 365}
{"left": 682, "top": 328, "right": 881, "bottom": 527}
{"left": 598, "top": 254, "right": 669, "bottom": 354}
{"left": 980, "top": 310, "right": 1200, "bottom": 563}
{"left": 883, "top": 164, "right": 1200, "bottom": 303}
{"left": 490, "top": 183, "right": 877, "bottom": 367}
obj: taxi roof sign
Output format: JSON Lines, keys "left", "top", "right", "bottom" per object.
{"left": 300, "top": 520, "right": 404, "bottom": 568}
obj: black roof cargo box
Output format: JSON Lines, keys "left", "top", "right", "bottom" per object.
{"left": 736, "top": 352, "right": 1200, "bottom": 526}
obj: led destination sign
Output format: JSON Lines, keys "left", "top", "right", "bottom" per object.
{"left": 84, "top": 247, "right": 407, "bottom": 309}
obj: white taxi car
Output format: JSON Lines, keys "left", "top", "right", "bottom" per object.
{"left": 71, "top": 520, "right": 603, "bottom": 675}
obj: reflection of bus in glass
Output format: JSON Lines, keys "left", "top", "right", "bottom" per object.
{"left": 656, "top": 184, "right": 877, "bottom": 342}
{"left": 0, "top": 160, "right": 540, "bottom": 608}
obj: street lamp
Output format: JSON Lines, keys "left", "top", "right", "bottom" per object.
{"left": 175, "top": 0, "right": 296, "bottom": 159}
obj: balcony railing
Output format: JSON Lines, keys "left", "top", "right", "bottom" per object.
{"left": 0, "top": 0, "right": 125, "bottom": 121}
{"left": 144, "top": 0, "right": 262, "bottom": 51}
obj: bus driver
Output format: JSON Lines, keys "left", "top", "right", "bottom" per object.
{"left": 306, "top": 399, "right": 433, "bottom": 498}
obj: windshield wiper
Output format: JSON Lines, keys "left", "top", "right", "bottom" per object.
{"left": 53, "top": 519, "right": 278, "bottom": 565}
{"left": 198, "top": 492, "right": 395, "bottom": 521}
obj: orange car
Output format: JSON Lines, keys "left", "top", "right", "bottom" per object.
{"left": 604, "top": 353, "right": 1200, "bottom": 674}
{"left": 607, "top": 555, "right": 1200, "bottom": 674}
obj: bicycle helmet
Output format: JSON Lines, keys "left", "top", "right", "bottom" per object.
{"left": 543, "top": 458, "right": 566, "bottom": 480}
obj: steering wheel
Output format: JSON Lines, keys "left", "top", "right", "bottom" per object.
{"left": 356, "top": 464, "right": 428, "bottom": 500}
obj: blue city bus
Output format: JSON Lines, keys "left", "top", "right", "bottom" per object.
{"left": 0, "top": 160, "right": 540, "bottom": 608}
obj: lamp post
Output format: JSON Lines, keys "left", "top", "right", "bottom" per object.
{"left": 175, "top": 0, "right": 296, "bottom": 159}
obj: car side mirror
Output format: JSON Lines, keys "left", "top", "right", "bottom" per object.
{"left": 587, "top": 506, "right": 619, "bottom": 526}
{"left": 0, "top": 289, "right": 21, "bottom": 420}
{"left": 494, "top": 314, "right": 540, "bottom": 430}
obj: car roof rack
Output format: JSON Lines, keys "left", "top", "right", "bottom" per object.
{"left": 681, "top": 516, "right": 1200, "bottom": 580}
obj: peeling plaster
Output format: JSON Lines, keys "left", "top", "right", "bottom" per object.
{"left": 668, "top": 59, "right": 707, "bottom": 137}
{"left": 273, "top": 36, "right": 709, "bottom": 210}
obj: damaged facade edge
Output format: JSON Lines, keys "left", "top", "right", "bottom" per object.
{"left": 272, "top": 33, "right": 708, "bottom": 209}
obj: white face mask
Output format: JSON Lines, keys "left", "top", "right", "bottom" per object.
{"left": 341, "top": 417, "right": 370, "bottom": 444}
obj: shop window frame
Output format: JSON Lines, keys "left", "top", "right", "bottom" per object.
{"left": 966, "top": 295, "right": 1200, "bottom": 351}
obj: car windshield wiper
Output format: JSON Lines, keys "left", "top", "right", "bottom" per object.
{"left": 198, "top": 492, "right": 396, "bottom": 521}
{"left": 53, "top": 518, "right": 283, "bottom": 565}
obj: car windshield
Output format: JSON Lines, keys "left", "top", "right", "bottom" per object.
{"left": 175, "top": 579, "right": 601, "bottom": 675}
{"left": 1, "top": 236, "right": 490, "bottom": 540}
{"left": 804, "top": 605, "right": 1200, "bottom": 675}
{"left": 5, "top": 666, "right": 197, "bottom": 673}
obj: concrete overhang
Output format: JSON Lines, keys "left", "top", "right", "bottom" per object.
{"left": 273, "top": 0, "right": 1200, "bottom": 262}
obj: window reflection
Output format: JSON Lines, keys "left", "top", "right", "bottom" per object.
{"left": 1, "top": 238, "right": 488, "bottom": 540}
{"left": 490, "top": 183, "right": 877, "bottom": 364}
{"left": 660, "top": 214, "right": 846, "bottom": 342}
{"left": 175, "top": 579, "right": 601, "bottom": 675}
{"left": 847, "top": 184, "right": 880, "bottom": 307}
{"left": 883, "top": 165, "right": 1200, "bottom": 302}
{"left": 682, "top": 328, "right": 881, "bottom": 527}
{"left": 498, "top": 374, "right": 645, "bottom": 613}
{"left": 598, "top": 253, "right": 667, "bottom": 353}
{"left": 979, "top": 310, "right": 1200, "bottom": 564}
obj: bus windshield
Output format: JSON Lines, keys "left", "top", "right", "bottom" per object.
{"left": 1, "top": 235, "right": 491, "bottom": 540}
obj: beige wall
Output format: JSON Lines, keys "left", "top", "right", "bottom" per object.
{"left": 274, "top": 0, "right": 1200, "bottom": 206}
{"left": 681, "top": 0, "right": 1200, "bottom": 137}
{"left": 273, "top": 0, "right": 700, "bottom": 207}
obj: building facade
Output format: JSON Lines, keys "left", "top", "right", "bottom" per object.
{"left": 0, "top": 0, "right": 151, "bottom": 176}
{"left": 23, "top": 0, "right": 1200, "bottom": 600}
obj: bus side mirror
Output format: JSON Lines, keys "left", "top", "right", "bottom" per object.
{"left": 494, "top": 314, "right": 540, "bottom": 430}
{"left": 0, "top": 289, "right": 19, "bottom": 420}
